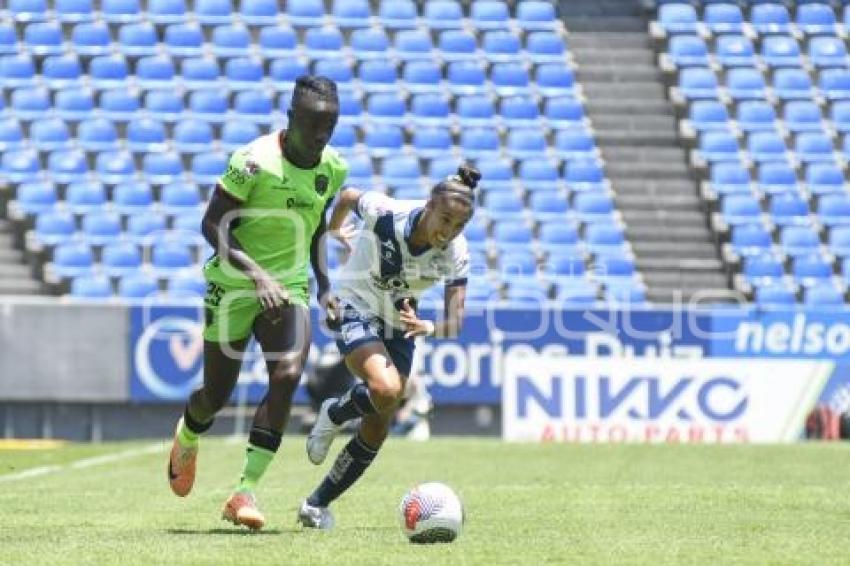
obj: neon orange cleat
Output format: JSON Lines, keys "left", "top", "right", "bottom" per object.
{"left": 222, "top": 492, "right": 266, "bottom": 531}
{"left": 167, "top": 418, "right": 198, "bottom": 497}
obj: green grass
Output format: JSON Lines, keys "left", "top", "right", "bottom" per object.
{"left": 1, "top": 437, "right": 849, "bottom": 565}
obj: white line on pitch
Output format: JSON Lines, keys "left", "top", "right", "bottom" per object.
{"left": 0, "top": 442, "right": 167, "bottom": 483}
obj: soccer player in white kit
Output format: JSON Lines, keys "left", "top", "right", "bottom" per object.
{"left": 298, "top": 165, "right": 480, "bottom": 529}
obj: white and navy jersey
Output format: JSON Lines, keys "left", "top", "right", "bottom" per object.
{"left": 336, "top": 191, "right": 470, "bottom": 330}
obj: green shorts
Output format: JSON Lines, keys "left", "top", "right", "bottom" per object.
{"left": 202, "top": 281, "right": 309, "bottom": 343}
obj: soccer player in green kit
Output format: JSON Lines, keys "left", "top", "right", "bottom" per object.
{"left": 166, "top": 76, "right": 348, "bottom": 531}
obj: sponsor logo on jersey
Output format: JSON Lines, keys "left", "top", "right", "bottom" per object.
{"left": 315, "top": 174, "right": 329, "bottom": 195}
{"left": 286, "top": 197, "right": 315, "bottom": 210}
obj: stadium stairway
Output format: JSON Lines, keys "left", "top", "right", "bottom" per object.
{"left": 560, "top": 0, "right": 736, "bottom": 303}
{"left": 0, "top": 218, "right": 42, "bottom": 295}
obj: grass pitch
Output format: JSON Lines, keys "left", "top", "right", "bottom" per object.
{"left": 1, "top": 437, "right": 849, "bottom": 565}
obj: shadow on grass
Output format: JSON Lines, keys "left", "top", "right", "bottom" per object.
{"left": 166, "top": 528, "right": 286, "bottom": 536}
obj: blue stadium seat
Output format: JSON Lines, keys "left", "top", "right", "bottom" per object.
{"left": 287, "top": 0, "right": 325, "bottom": 28}
{"left": 135, "top": 55, "right": 176, "bottom": 90}
{"left": 573, "top": 193, "right": 614, "bottom": 224}
{"left": 65, "top": 180, "right": 107, "bottom": 214}
{"left": 10, "top": 88, "right": 52, "bottom": 122}
{"left": 463, "top": 216, "right": 488, "bottom": 251}
{"left": 439, "top": 30, "right": 479, "bottom": 63}
{"left": 346, "top": 154, "right": 373, "bottom": 185}
{"left": 233, "top": 90, "right": 274, "bottom": 124}
{"left": 41, "top": 55, "right": 83, "bottom": 90}
{"left": 1, "top": 150, "right": 40, "bottom": 183}
{"left": 332, "top": 0, "right": 371, "bottom": 29}
{"left": 221, "top": 121, "right": 260, "bottom": 152}
{"left": 538, "top": 222, "right": 581, "bottom": 254}
{"left": 795, "top": 132, "right": 836, "bottom": 164}
{"left": 11, "top": 181, "right": 57, "bottom": 216}
{"left": 769, "top": 193, "right": 810, "bottom": 227}
{"left": 773, "top": 68, "right": 814, "bottom": 101}
{"left": 350, "top": 28, "right": 390, "bottom": 61}
{"left": 30, "top": 117, "right": 72, "bottom": 152}
{"left": 24, "top": 22, "right": 64, "bottom": 56}
{"left": 780, "top": 225, "right": 821, "bottom": 257}
{"left": 118, "top": 273, "right": 159, "bottom": 299}
{"left": 585, "top": 224, "right": 626, "bottom": 256}
{"left": 172, "top": 214, "right": 204, "bottom": 246}
{"left": 429, "top": 156, "right": 462, "bottom": 182}
{"left": 736, "top": 101, "right": 777, "bottom": 133}
{"left": 666, "top": 35, "right": 709, "bottom": 68}
{"left": 126, "top": 118, "right": 167, "bottom": 153}
{"left": 338, "top": 92, "right": 364, "bottom": 123}
{"left": 554, "top": 279, "right": 599, "bottom": 305}
{"left": 0, "top": 55, "right": 37, "bottom": 89}
{"left": 55, "top": 89, "right": 95, "bottom": 122}
{"left": 688, "top": 100, "right": 731, "bottom": 132}
{"left": 715, "top": 35, "right": 756, "bottom": 68}
{"left": 258, "top": 26, "right": 297, "bottom": 59}
{"left": 501, "top": 96, "right": 541, "bottom": 127}
{"left": 70, "top": 276, "right": 113, "bottom": 299}
{"left": 117, "top": 22, "right": 158, "bottom": 58}
{"left": 33, "top": 211, "right": 76, "bottom": 246}
{"left": 726, "top": 67, "right": 767, "bottom": 102}
{"left": 743, "top": 253, "right": 784, "bottom": 287}
{"left": 188, "top": 90, "right": 229, "bottom": 123}
{"left": 113, "top": 181, "right": 153, "bottom": 214}
{"left": 394, "top": 30, "right": 433, "bottom": 62}
{"left": 359, "top": 59, "right": 398, "bottom": 93}
{"left": 126, "top": 214, "right": 166, "bottom": 244}
{"left": 757, "top": 162, "right": 798, "bottom": 195}
{"left": 460, "top": 128, "right": 500, "bottom": 158}
{"left": 751, "top": 4, "right": 792, "bottom": 35}
{"left": 402, "top": 61, "right": 443, "bottom": 95}
{"left": 456, "top": 94, "right": 496, "bottom": 126}
{"left": 554, "top": 130, "right": 597, "bottom": 161}
{"left": 329, "top": 123, "right": 356, "bottom": 150}
{"left": 0, "top": 118, "right": 24, "bottom": 152}
{"left": 730, "top": 224, "right": 773, "bottom": 258}
{"left": 817, "top": 194, "right": 850, "bottom": 228}
{"left": 147, "top": 0, "right": 187, "bottom": 26}
{"left": 721, "top": 194, "right": 762, "bottom": 226}
{"left": 312, "top": 59, "right": 354, "bottom": 92}
{"left": 143, "top": 152, "right": 183, "bottom": 185}
{"left": 518, "top": 157, "right": 560, "bottom": 192}
{"left": 47, "top": 150, "right": 87, "bottom": 184}
{"left": 564, "top": 163, "right": 605, "bottom": 195}
{"left": 211, "top": 24, "right": 252, "bottom": 59}
{"left": 783, "top": 100, "right": 824, "bottom": 133}
{"left": 378, "top": 0, "right": 417, "bottom": 30}
{"left": 760, "top": 35, "right": 801, "bottom": 69}
{"left": 709, "top": 162, "right": 751, "bottom": 198}
{"left": 755, "top": 284, "right": 796, "bottom": 307}
{"left": 656, "top": 3, "right": 699, "bottom": 34}
{"left": 829, "top": 226, "right": 850, "bottom": 257}
{"left": 173, "top": 120, "right": 214, "bottom": 154}
{"left": 492, "top": 220, "right": 533, "bottom": 251}
{"left": 191, "top": 152, "right": 227, "bottom": 186}
{"left": 269, "top": 57, "right": 308, "bottom": 90}
{"left": 592, "top": 254, "right": 636, "bottom": 284}
{"left": 168, "top": 270, "right": 207, "bottom": 298}
{"left": 491, "top": 62, "right": 532, "bottom": 96}
{"left": 224, "top": 57, "right": 264, "bottom": 90}
{"left": 71, "top": 22, "right": 111, "bottom": 58}
{"left": 506, "top": 128, "right": 546, "bottom": 159}
{"left": 178, "top": 55, "right": 221, "bottom": 89}
{"left": 102, "top": 242, "right": 142, "bottom": 277}
{"left": 163, "top": 23, "right": 204, "bottom": 58}
{"left": 483, "top": 31, "right": 522, "bottom": 64}
{"left": 366, "top": 93, "right": 406, "bottom": 126}
{"left": 0, "top": 24, "right": 16, "bottom": 56}
{"left": 805, "top": 163, "right": 843, "bottom": 198}
{"left": 676, "top": 67, "right": 719, "bottom": 101}
{"left": 55, "top": 0, "right": 94, "bottom": 23}
{"left": 195, "top": 0, "right": 234, "bottom": 26}
{"left": 804, "top": 283, "right": 844, "bottom": 306}
{"left": 747, "top": 131, "right": 788, "bottom": 164}
{"left": 808, "top": 36, "right": 848, "bottom": 69}
{"left": 470, "top": 1, "right": 509, "bottom": 31}
{"left": 81, "top": 211, "right": 121, "bottom": 245}
{"left": 704, "top": 2, "right": 744, "bottom": 35}
{"left": 410, "top": 94, "right": 450, "bottom": 125}
{"left": 829, "top": 101, "right": 850, "bottom": 133}
{"left": 382, "top": 155, "right": 422, "bottom": 188}
{"left": 89, "top": 54, "right": 132, "bottom": 90}
{"left": 161, "top": 181, "right": 201, "bottom": 215}
{"left": 8, "top": 0, "right": 48, "bottom": 23}
{"left": 819, "top": 69, "right": 850, "bottom": 100}
{"left": 535, "top": 63, "right": 576, "bottom": 97}
{"left": 412, "top": 127, "right": 452, "bottom": 159}
{"left": 101, "top": 0, "right": 141, "bottom": 24}
{"left": 447, "top": 62, "right": 487, "bottom": 95}
{"left": 517, "top": 1, "right": 558, "bottom": 31}
{"left": 363, "top": 126, "right": 403, "bottom": 157}
{"left": 144, "top": 89, "right": 185, "bottom": 122}
{"left": 545, "top": 97, "right": 585, "bottom": 129}
{"left": 240, "top": 0, "right": 279, "bottom": 27}
{"left": 485, "top": 192, "right": 525, "bottom": 221}
{"left": 475, "top": 159, "right": 514, "bottom": 191}
{"left": 796, "top": 3, "right": 837, "bottom": 36}
{"left": 529, "top": 192, "right": 569, "bottom": 221}
{"left": 543, "top": 251, "right": 585, "bottom": 280}
{"left": 423, "top": 0, "right": 463, "bottom": 30}
{"left": 525, "top": 31, "right": 568, "bottom": 65}
{"left": 697, "top": 131, "right": 741, "bottom": 164}
{"left": 303, "top": 26, "right": 343, "bottom": 59}
{"left": 151, "top": 241, "right": 194, "bottom": 275}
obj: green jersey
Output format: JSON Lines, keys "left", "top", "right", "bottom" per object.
{"left": 203, "top": 132, "right": 349, "bottom": 306}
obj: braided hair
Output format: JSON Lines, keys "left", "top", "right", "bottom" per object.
{"left": 430, "top": 164, "right": 481, "bottom": 211}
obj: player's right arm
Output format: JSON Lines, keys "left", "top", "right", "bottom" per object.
{"left": 201, "top": 149, "right": 290, "bottom": 310}
{"left": 327, "top": 187, "right": 362, "bottom": 253}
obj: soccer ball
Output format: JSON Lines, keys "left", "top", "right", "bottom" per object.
{"left": 399, "top": 482, "right": 464, "bottom": 543}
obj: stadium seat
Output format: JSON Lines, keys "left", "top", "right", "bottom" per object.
{"left": 287, "top": 0, "right": 325, "bottom": 28}
{"left": 573, "top": 193, "right": 615, "bottom": 224}
{"left": 113, "top": 182, "right": 154, "bottom": 215}
{"left": 363, "top": 126, "right": 403, "bottom": 157}
{"left": 554, "top": 279, "right": 599, "bottom": 305}
{"left": 1, "top": 150, "right": 40, "bottom": 183}
{"left": 161, "top": 182, "right": 201, "bottom": 215}
{"left": 656, "top": 3, "right": 699, "bottom": 35}
{"left": 501, "top": 96, "right": 541, "bottom": 128}
{"left": 366, "top": 93, "right": 406, "bottom": 126}
{"left": 346, "top": 154, "right": 373, "bottom": 185}
{"left": 258, "top": 26, "right": 297, "bottom": 59}
{"left": 491, "top": 63, "right": 532, "bottom": 97}
{"left": 189, "top": 90, "right": 229, "bottom": 123}
{"left": 818, "top": 195, "right": 850, "bottom": 228}
{"left": 168, "top": 270, "right": 207, "bottom": 298}
{"left": 688, "top": 100, "right": 732, "bottom": 133}
{"left": 195, "top": 0, "right": 234, "bottom": 26}
{"left": 0, "top": 118, "right": 25, "bottom": 152}
{"left": 707, "top": 162, "right": 751, "bottom": 198}
{"left": 529, "top": 192, "right": 569, "bottom": 221}
{"left": 30, "top": 118, "right": 72, "bottom": 152}
{"left": 747, "top": 131, "right": 789, "bottom": 164}
{"left": 793, "top": 255, "right": 834, "bottom": 288}
{"left": 191, "top": 152, "right": 227, "bottom": 186}
{"left": 410, "top": 94, "right": 450, "bottom": 124}
{"left": 805, "top": 162, "right": 844, "bottom": 197}
{"left": 70, "top": 276, "right": 113, "bottom": 299}
{"left": 0, "top": 55, "right": 37, "bottom": 89}
{"left": 506, "top": 128, "right": 547, "bottom": 159}
{"left": 77, "top": 118, "right": 121, "bottom": 154}
{"left": 144, "top": 89, "right": 185, "bottom": 122}
{"left": 240, "top": 0, "right": 279, "bottom": 27}
{"left": 675, "top": 67, "right": 720, "bottom": 101}
{"left": 211, "top": 24, "right": 252, "bottom": 59}
{"left": 794, "top": 132, "right": 836, "bottom": 164}
{"left": 757, "top": 162, "right": 798, "bottom": 196}
{"left": 423, "top": 0, "right": 464, "bottom": 30}
{"left": 55, "top": 89, "right": 95, "bottom": 122}
{"left": 55, "top": 0, "right": 94, "bottom": 23}
{"left": 24, "top": 22, "right": 64, "bottom": 56}
{"left": 33, "top": 211, "right": 76, "bottom": 246}
{"left": 118, "top": 273, "right": 159, "bottom": 299}
{"left": 564, "top": 160, "right": 606, "bottom": 193}
{"left": 147, "top": 0, "right": 187, "bottom": 25}
{"left": 118, "top": 23, "right": 158, "bottom": 58}
{"left": 11, "top": 181, "right": 58, "bottom": 216}
{"left": 460, "top": 128, "right": 500, "bottom": 158}
{"left": 350, "top": 28, "right": 390, "bottom": 61}
{"left": 412, "top": 128, "right": 452, "bottom": 159}
{"left": 378, "top": 0, "right": 417, "bottom": 30}
{"left": 804, "top": 283, "right": 844, "bottom": 306}
{"left": 382, "top": 155, "right": 421, "bottom": 188}
{"left": 71, "top": 22, "right": 111, "bottom": 58}
{"left": 665, "top": 35, "right": 709, "bottom": 69}
{"left": 485, "top": 192, "right": 526, "bottom": 221}
{"left": 545, "top": 97, "right": 586, "bottom": 129}
{"left": 704, "top": 3, "right": 744, "bottom": 35}
{"left": 780, "top": 225, "right": 822, "bottom": 257}
{"left": 173, "top": 120, "right": 214, "bottom": 154}
{"left": 475, "top": 159, "right": 514, "bottom": 191}
{"left": 0, "top": 24, "right": 16, "bottom": 56}
{"left": 584, "top": 224, "right": 626, "bottom": 256}
{"left": 358, "top": 59, "right": 398, "bottom": 93}
{"left": 49, "top": 242, "right": 96, "bottom": 281}
{"left": 829, "top": 101, "right": 850, "bottom": 133}
{"left": 773, "top": 68, "right": 814, "bottom": 101}
{"left": 518, "top": 158, "right": 559, "bottom": 192}
{"left": 535, "top": 63, "right": 576, "bottom": 98}
{"left": 101, "top": 0, "right": 141, "bottom": 24}
{"left": 819, "top": 69, "right": 850, "bottom": 100}
{"left": 492, "top": 220, "right": 534, "bottom": 251}
{"left": 783, "top": 101, "right": 824, "bottom": 133}
{"left": 135, "top": 55, "right": 176, "bottom": 90}
{"left": 726, "top": 67, "right": 767, "bottom": 102}
{"left": 163, "top": 23, "right": 204, "bottom": 58}
{"left": 755, "top": 284, "right": 797, "bottom": 307}
{"left": 735, "top": 101, "right": 777, "bottom": 134}
{"left": 143, "top": 152, "right": 183, "bottom": 185}
{"left": 526, "top": 31, "right": 568, "bottom": 65}
{"left": 269, "top": 57, "right": 308, "bottom": 90}
{"left": 221, "top": 121, "right": 260, "bottom": 152}
{"left": 224, "top": 57, "right": 263, "bottom": 90}
{"left": 447, "top": 62, "right": 488, "bottom": 96}
{"left": 761, "top": 35, "right": 802, "bottom": 69}
{"left": 751, "top": 4, "right": 792, "bottom": 35}
{"left": 743, "top": 253, "right": 784, "bottom": 287}
{"left": 456, "top": 95, "right": 496, "bottom": 126}
{"left": 43, "top": 55, "right": 85, "bottom": 90}
{"left": 233, "top": 90, "right": 274, "bottom": 124}
{"left": 721, "top": 194, "right": 762, "bottom": 226}
{"left": 808, "top": 36, "right": 848, "bottom": 69}
{"left": 483, "top": 31, "right": 522, "bottom": 64}
{"left": 729, "top": 224, "right": 773, "bottom": 259}
{"left": 102, "top": 242, "right": 142, "bottom": 277}
{"left": 517, "top": 1, "right": 559, "bottom": 31}
{"left": 715, "top": 35, "right": 756, "bottom": 68}
{"left": 470, "top": 1, "right": 509, "bottom": 31}
{"left": 538, "top": 222, "right": 581, "bottom": 254}
{"left": 829, "top": 226, "right": 850, "bottom": 257}
{"left": 126, "top": 118, "right": 168, "bottom": 153}
{"left": 126, "top": 214, "right": 166, "bottom": 243}
{"left": 81, "top": 212, "right": 121, "bottom": 245}
{"left": 47, "top": 150, "right": 88, "bottom": 184}
{"left": 769, "top": 193, "right": 810, "bottom": 227}
{"left": 797, "top": 3, "right": 837, "bottom": 36}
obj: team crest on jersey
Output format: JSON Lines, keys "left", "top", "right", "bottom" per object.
{"left": 243, "top": 159, "right": 260, "bottom": 176}
{"left": 314, "top": 174, "right": 329, "bottom": 195}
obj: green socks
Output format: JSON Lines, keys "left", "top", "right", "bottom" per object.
{"left": 237, "top": 444, "right": 275, "bottom": 493}
{"left": 176, "top": 418, "right": 200, "bottom": 449}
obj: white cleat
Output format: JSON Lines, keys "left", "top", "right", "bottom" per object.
{"left": 298, "top": 500, "right": 335, "bottom": 530}
{"left": 306, "top": 398, "right": 342, "bottom": 465}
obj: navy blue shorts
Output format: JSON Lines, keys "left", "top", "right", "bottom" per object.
{"left": 335, "top": 304, "right": 415, "bottom": 377}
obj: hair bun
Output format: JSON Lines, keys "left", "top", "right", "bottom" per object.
{"left": 456, "top": 164, "right": 481, "bottom": 190}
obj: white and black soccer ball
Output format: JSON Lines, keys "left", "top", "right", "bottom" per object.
{"left": 399, "top": 482, "right": 464, "bottom": 543}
